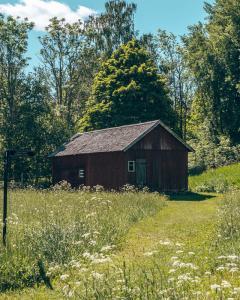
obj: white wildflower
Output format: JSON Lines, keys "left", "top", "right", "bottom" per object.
{"left": 217, "top": 255, "right": 226, "bottom": 259}
{"left": 227, "top": 255, "right": 238, "bottom": 261}
{"left": 176, "top": 250, "right": 183, "bottom": 254}
{"left": 229, "top": 267, "right": 238, "bottom": 273}
{"left": 205, "top": 271, "right": 211, "bottom": 276}
{"left": 211, "top": 284, "right": 221, "bottom": 291}
{"left": 178, "top": 273, "right": 192, "bottom": 282}
{"left": 92, "top": 272, "right": 103, "bottom": 280}
{"left": 233, "top": 287, "right": 240, "bottom": 294}
{"left": 101, "top": 245, "right": 114, "bottom": 252}
{"left": 159, "top": 240, "right": 172, "bottom": 246}
{"left": 176, "top": 242, "right": 184, "bottom": 247}
{"left": 82, "top": 233, "right": 91, "bottom": 238}
{"left": 91, "top": 257, "right": 112, "bottom": 264}
{"left": 193, "top": 291, "right": 202, "bottom": 296}
{"left": 221, "top": 280, "right": 231, "bottom": 288}
{"left": 171, "top": 256, "right": 178, "bottom": 261}
{"left": 89, "top": 240, "right": 97, "bottom": 246}
{"left": 143, "top": 251, "right": 157, "bottom": 257}
{"left": 216, "top": 266, "right": 225, "bottom": 271}
{"left": 169, "top": 269, "right": 176, "bottom": 273}
{"left": 73, "top": 240, "right": 83, "bottom": 245}
{"left": 60, "top": 274, "right": 69, "bottom": 281}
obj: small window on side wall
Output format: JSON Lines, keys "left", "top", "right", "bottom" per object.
{"left": 79, "top": 169, "right": 85, "bottom": 178}
{"left": 128, "top": 161, "right": 135, "bottom": 172}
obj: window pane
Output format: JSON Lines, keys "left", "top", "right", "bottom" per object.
{"left": 79, "top": 169, "right": 85, "bottom": 178}
{"left": 128, "top": 161, "right": 135, "bottom": 172}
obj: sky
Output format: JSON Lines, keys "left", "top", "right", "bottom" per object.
{"left": 0, "top": 0, "right": 213, "bottom": 68}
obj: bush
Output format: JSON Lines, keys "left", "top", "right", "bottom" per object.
{"left": 194, "top": 176, "right": 231, "bottom": 193}
{"left": 188, "top": 121, "right": 240, "bottom": 172}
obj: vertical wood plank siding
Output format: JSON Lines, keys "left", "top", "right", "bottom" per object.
{"left": 52, "top": 124, "right": 190, "bottom": 191}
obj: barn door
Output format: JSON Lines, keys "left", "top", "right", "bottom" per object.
{"left": 136, "top": 159, "right": 147, "bottom": 187}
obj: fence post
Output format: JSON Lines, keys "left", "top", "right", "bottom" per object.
{"left": 3, "top": 151, "right": 10, "bottom": 246}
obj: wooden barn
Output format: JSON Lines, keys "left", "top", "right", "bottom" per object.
{"left": 50, "top": 120, "right": 193, "bottom": 192}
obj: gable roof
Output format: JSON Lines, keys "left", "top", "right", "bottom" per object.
{"left": 50, "top": 120, "right": 193, "bottom": 157}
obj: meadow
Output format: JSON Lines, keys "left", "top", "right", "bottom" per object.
{"left": 189, "top": 163, "right": 240, "bottom": 193}
{"left": 0, "top": 172, "right": 240, "bottom": 299}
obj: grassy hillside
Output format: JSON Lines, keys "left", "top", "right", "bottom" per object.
{"left": 189, "top": 163, "right": 240, "bottom": 193}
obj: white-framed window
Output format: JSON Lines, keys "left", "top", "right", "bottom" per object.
{"left": 128, "top": 161, "right": 135, "bottom": 172}
{"left": 79, "top": 168, "right": 85, "bottom": 178}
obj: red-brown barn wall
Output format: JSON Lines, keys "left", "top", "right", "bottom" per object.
{"left": 52, "top": 152, "right": 127, "bottom": 189}
{"left": 126, "top": 150, "right": 188, "bottom": 191}
{"left": 126, "top": 125, "right": 189, "bottom": 191}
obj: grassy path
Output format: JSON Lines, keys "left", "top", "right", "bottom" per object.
{"left": 1, "top": 193, "right": 222, "bottom": 299}
{"left": 117, "top": 193, "right": 221, "bottom": 262}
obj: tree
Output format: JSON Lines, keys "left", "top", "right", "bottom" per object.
{"left": 79, "top": 39, "right": 176, "bottom": 131}
{"left": 183, "top": 0, "right": 240, "bottom": 144}
{"left": 0, "top": 15, "right": 34, "bottom": 149}
{"left": 156, "top": 30, "right": 193, "bottom": 139}
{"left": 39, "top": 18, "right": 96, "bottom": 131}
{"left": 7, "top": 69, "right": 69, "bottom": 183}
{"left": 85, "top": 0, "right": 137, "bottom": 57}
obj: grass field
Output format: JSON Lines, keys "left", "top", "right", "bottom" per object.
{"left": 0, "top": 171, "right": 240, "bottom": 298}
{"left": 189, "top": 163, "right": 240, "bottom": 192}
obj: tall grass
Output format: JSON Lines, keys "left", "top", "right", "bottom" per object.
{"left": 2, "top": 189, "right": 240, "bottom": 299}
{"left": 55, "top": 191, "right": 240, "bottom": 299}
{"left": 189, "top": 163, "right": 240, "bottom": 193}
{"left": 0, "top": 187, "right": 166, "bottom": 292}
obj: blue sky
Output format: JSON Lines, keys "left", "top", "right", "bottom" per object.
{"left": 0, "top": 0, "right": 213, "bottom": 68}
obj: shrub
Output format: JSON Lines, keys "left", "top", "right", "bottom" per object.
{"left": 194, "top": 176, "right": 231, "bottom": 193}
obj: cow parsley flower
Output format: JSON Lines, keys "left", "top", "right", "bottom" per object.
{"left": 60, "top": 274, "right": 69, "bottom": 281}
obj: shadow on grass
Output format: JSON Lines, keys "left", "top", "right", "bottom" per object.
{"left": 166, "top": 192, "right": 216, "bottom": 202}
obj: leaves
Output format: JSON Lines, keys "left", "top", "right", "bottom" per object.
{"left": 79, "top": 39, "right": 176, "bottom": 131}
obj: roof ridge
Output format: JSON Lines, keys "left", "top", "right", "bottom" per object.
{"left": 75, "top": 120, "right": 159, "bottom": 136}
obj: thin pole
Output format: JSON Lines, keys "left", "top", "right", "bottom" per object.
{"left": 3, "top": 151, "right": 9, "bottom": 246}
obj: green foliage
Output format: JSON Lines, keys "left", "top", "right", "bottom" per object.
{"left": 0, "top": 16, "right": 34, "bottom": 149}
{"left": 189, "top": 163, "right": 240, "bottom": 193}
{"left": 79, "top": 39, "right": 176, "bottom": 131}
{"left": 39, "top": 17, "right": 96, "bottom": 130}
{"left": 184, "top": 0, "right": 240, "bottom": 144}
{"left": 157, "top": 30, "right": 193, "bottom": 139}
{"left": 189, "top": 121, "right": 240, "bottom": 173}
{"left": 86, "top": 0, "right": 137, "bottom": 56}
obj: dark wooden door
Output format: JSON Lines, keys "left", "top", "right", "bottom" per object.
{"left": 136, "top": 159, "right": 147, "bottom": 187}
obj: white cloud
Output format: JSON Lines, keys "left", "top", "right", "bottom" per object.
{"left": 0, "top": 0, "right": 96, "bottom": 31}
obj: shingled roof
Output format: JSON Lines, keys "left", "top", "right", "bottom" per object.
{"left": 50, "top": 120, "right": 193, "bottom": 157}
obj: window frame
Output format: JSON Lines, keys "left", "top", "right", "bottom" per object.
{"left": 79, "top": 168, "right": 85, "bottom": 179}
{"left": 128, "top": 161, "right": 135, "bottom": 173}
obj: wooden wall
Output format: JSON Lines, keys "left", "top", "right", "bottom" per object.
{"left": 52, "top": 152, "right": 127, "bottom": 189}
{"left": 126, "top": 125, "right": 189, "bottom": 191}
{"left": 52, "top": 124, "right": 189, "bottom": 191}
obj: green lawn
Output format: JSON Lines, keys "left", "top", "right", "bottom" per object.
{"left": 189, "top": 163, "right": 240, "bottom": 192}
